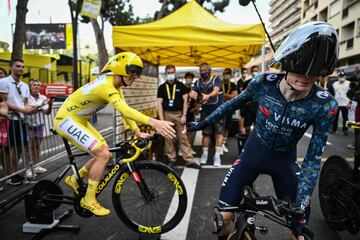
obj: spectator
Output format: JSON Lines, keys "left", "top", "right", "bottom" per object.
{"left": 0, "top": 67, "right": 7, "bottom": 78}
{"left": 0, "top": 77, "right": 8, "bottom": 191}
{"left": 190, "top": 63, "right": 225, "bottom": 166}
{"left": 157, "top": 65, "right": 200, "bottom": 169}
{"left": 0, "top": 59, "right": 36, "bottom": 185}
{"left": 184, "top": 72, "right": 197, "bottom": 154}
{"left": 0, "top": 68, "right": 7, "bottom": 191}
{"left": 27, "top": 79, "right": 53, "bottom": 177}
{"left": 221, "top": 68, "right": 237, "bottom": 153}
{"left": 239, "top": 66, "right": 259, "bottom": 134}
{"left": 333, "top": 72, "right": 351, "bottom": 135}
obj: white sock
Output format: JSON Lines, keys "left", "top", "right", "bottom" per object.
{"left": 215, "top": 146, "right": 222, "bottom": 154}
{"left": 202, "top": 147, "right": 208, "bottom": 155}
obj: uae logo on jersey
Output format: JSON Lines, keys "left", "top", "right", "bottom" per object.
{"left": 316, "top": 91, "right": 329, "bottom": 99}
{"left": 259, "top": 105, "right": 270, "bottom": 117}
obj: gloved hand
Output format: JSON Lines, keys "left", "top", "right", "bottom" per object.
{"left": 186, "top": 121, "right": 206, "bottom": 132}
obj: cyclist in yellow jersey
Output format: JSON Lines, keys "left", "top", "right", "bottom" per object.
{"left": 54, "top": 52, "right": 175, "bottom": 216}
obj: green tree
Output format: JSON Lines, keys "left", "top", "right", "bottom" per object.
{"left": 80, "top": 0, "right": 139, "bottom": 70}
{"left": 155, "top": 0, "right": 230, "bottom": 20}
{"left": 12, "top": 0, "right": 29, "bottom": 60}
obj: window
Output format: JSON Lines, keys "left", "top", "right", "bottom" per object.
{"left": 357, "top": 19, "right": 360, "bottom": 37}
{"left": 330, "top": 0, "right": 340, "bottom": 18}
{"left": 347, "top": 38, "right": 353, "bottom": 49}
{"left": 343, "top": 8, "right": 348, "bottom": 18}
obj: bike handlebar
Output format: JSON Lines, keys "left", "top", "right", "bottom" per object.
{"left": 219, "top": 186, "right": 304, "bottom": 219}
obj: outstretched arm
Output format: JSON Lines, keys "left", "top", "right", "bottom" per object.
{"left": 187, "top": 77, "right": 261, "bottom": 132}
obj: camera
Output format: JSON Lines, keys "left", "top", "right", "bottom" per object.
{"left": 346, "top": 72, "right": 360, "bottom": 102}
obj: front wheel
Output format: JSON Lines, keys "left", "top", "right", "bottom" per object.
{"left": 112, "top": 160, "right": 187, "bottom": 234}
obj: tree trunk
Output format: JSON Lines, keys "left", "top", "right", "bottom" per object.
{"left": 156, "top": 0, "right": 169, "bottom": 20}
{"left": 11, "top": 0, "right": 29, "bottom": 60}
{"left": 91, "top": 18, "right": 108, "bottom": 71}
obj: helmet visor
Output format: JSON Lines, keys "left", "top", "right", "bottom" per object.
{"left": 126, "top": 64, "right": 142, "bottom": 78}
{"left": 281, "top": 35, "right": 338, "bottom": 76}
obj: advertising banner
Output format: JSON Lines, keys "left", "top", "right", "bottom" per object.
{"left": 80, "top": 0, "right": 102, "bottom": 19}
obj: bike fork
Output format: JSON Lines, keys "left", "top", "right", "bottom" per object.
{"left": 127, "top": 163, "right": 153, "bottom": 202}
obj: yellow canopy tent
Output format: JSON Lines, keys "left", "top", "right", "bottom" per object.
{"left": 112, "top": 0, "right": 265, "bottom": 68}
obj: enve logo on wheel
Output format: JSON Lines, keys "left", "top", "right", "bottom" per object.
{"left": 167, "top": 173, "right": 184, "bottom": 195}
{"left": 138, "top": 225, "right": 162, "bottom": 233}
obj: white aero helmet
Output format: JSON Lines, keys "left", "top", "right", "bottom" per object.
{"left": 268, "top": 21, "right": 339, "bottom": 76}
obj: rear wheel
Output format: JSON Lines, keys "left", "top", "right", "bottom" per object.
{"left": 319, "top": 155, "right": 353, "bottom": 231}
{"left": 112, "top": 160, "right": 187, "bottom": 234}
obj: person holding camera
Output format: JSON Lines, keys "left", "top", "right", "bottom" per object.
{"left": 333, "top": 72, "right": 351, "bottom": 135}
{"left": 190, "top": 62, "right": 225, "bottom": 166}
{"left": 186, "top": 22, "right": 339, "bottom": 240}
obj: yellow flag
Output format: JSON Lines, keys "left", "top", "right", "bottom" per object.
{"left": 80, "top": 0, "right": 101, "bottom": 19}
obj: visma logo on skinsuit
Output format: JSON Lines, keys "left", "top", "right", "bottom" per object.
{"left": 58, "top": 118, "right": 98, "bottom": 151}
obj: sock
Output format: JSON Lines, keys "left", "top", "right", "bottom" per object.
{"left": 78, "top": 166, "right": 89, "bottom": 178}
{"left": 215, "top": 146, "right": 222, "bottom": 154}
{"left": 84, "top": 179, "right": 99, "bottom": 203}
{"left": 223, "top": 138, "right": 227, "bottom": 144}
{"left": 202, "top": 147, "right": 208, "bottom": 155}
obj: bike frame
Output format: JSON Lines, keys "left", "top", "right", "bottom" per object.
{"left": 53, "top": 136, "right": 152, "bottom": 198}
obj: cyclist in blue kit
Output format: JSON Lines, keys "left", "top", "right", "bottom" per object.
{"left": 186, "top": 22, "right": 339, "bottom": 240}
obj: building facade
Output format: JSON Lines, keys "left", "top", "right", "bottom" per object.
{"left": 302, "top": 0, "right": 360, "bottom": 73}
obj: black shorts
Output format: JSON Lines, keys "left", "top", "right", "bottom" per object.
{"left": 8, "top": 120, "right": 28, "bottom": 147}
{"left": 240, "top": 102, "right": 258, "bottom": 127}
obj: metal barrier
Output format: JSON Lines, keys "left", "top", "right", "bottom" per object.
{"left": 0, "top": 102, "right": 114, "bottom": 183}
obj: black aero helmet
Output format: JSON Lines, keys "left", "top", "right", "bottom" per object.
{"left": 268, "top": 21, "right": 339, "bottom": 76}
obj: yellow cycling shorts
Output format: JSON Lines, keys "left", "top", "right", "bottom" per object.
{"left": 54, "top": 115, "right": 107, "bottom": 154}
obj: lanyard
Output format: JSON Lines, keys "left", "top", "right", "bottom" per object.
{"left": 222, "top": 81, "right": 231, "bottom": 94}
{"left": 166, "top": 83, "right": 176, "bottom": 100}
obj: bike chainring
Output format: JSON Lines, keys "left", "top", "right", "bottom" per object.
{"left": 32, "top": 180, "right": 63, "bottom": 212}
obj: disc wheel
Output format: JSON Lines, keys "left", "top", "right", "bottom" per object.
{"left": 112, "top": 160, "right": 187, "bottom": 234}
{"left": 319, "top": 155, "right": 353, "bottom": 231}
{"left": 32, "top": 180, "right": 63, "bottom": 212}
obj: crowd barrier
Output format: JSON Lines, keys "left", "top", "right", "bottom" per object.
{"left": 0, "top": 102, "right": 114, "bottom": 182}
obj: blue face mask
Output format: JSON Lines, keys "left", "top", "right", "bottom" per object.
{"left": 200, "top": 72, "right": 210, "bottom": 80}
{"left": 166, "top": 74, "right": 175, "bottom": 81}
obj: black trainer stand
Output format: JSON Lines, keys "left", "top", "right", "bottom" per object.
{"left": 22, "top": 194, "right": 80, "bottom": 240}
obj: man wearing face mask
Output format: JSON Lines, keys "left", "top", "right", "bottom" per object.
{"left": 190, "top": 62, "right": 225, "bottom": 166}
{"left": 332, "top": 71, "right": 352, "bottom": 135}
{"left": 184, "top": 72, "right": 198, "bottom": 152}
{"left": 222, "top": 68, "right": 237, "bottom": 153}
{"left": 157, "top": 65, "right": 201, "bottom": 169}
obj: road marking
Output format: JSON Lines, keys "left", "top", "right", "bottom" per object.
{"left": 304, "top": 132, "right": 332, "bottom": 146}
{"left": 162, "top": 159, "right": 200, "bottom": 240}
{"left": 193, "top": 131, "right": 202, "bottom": 146}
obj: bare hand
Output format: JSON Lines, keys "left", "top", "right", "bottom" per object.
{"left": 23, "top": 106, "right": 37, "bottom": 114}
{"left": 201, "top": 94, "right": 210, "bottom": 104}
{"left": 150, "top": 119, "right": 175, "bottom": 139}
{"left": 180, "top": 115, "right": 186, "bottom": 125}
{"left": 136, "top": 131, "right": 150, "bottom": 138}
